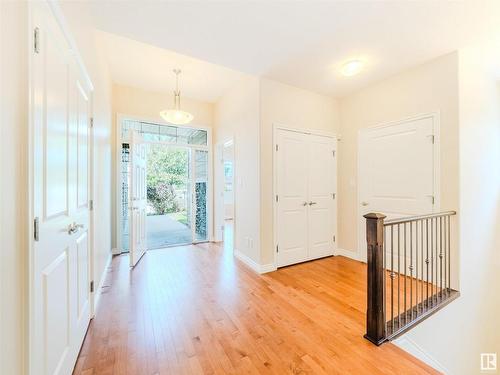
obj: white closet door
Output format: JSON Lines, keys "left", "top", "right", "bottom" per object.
{"left": 276, "top": 130, "right": 309, "bottom": 267}
{"left": 32, "top": 3, "right": 91, "bottom": 374}
{"left": 307, "top": 134, "right": 336, "bottom": 259}
{"left": 276, "top": 129, "right": 337, "bottom": 268}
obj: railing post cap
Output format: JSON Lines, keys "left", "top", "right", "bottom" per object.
{"left": 363, "top": 212, "right": 386, "bottom": 220}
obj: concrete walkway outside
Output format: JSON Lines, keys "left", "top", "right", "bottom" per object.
{"left": 147, "top": 214, "right": 192, "bottom": 249}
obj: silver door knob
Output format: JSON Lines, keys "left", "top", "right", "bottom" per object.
{"left": 361, "top": 201, "right": 369, "bottom": 206}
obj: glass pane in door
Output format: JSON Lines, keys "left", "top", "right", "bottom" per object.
{"left": 194, "top": 150, "right": 208, "bottom": 242}
{"left": 146, "top": 144, "right": 192, "bottom": 248}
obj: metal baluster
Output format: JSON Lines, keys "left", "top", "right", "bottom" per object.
{"left": 439, "top": 216, "right": 443, "bottom": 301}
{"left": 410, "top": 221, "right": 413, "bottom": 321}
{"left": 384, "top": 226, "right": 387, "bottom": 335}
{"left": 435, "top": 217, "right": 438, "bottom": 303}
{"left": 431, "top": 217, "right": 434, "bottom": 305}
{"left": 391, "top": 225, "right": 394, "bottom": 334}
{"left": 421, "top": 219, "right": 424, "bottom": 312}
{"left": 448, "top": 216, "right": 451, "bottom": 289}
{"left": 426, "top": 219, "right": 430, "bottom": 307}
{"left": 397, "top": 223, "right": 401, "bottom": 329}
{"left": 415, "top": 220, "right": 419, "bottom": 317}
{"left": 403, "top": 223, "right": 407, "bottom": 325}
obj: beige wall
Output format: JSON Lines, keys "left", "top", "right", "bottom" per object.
{"left": 402, "top": 44, "right": 500, "bottom": 375}
{"left": 259, "top": 78, "right": 340, "bottom": 264}
{"left": 214, "top": 76, "right": 261, "bottom": 263}
{"left": 113, "top": 84, "right": 214, "bottom": 127}
{"left": 0, "top": 2, "right": 29, "bottom": 374}
{"left": 337, "top": 53, "right": 459, "bottom": 261}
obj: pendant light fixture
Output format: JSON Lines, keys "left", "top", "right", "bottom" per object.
{"left": 160, "top": 69, "right": 194, "bottom": 125}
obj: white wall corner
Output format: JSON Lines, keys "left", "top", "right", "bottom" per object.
{"left": 393, "top": 336, "right": 450, "bottom": 374}
{"left": 335, "top": 247, "right": 361, "bottom": 261}
{"left": 234, "top": 249, "right": 277, "bottom": 274}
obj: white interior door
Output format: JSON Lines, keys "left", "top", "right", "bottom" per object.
{"left": 358, "top": 116, "right": 436, "bottom": 261}
{"left": 276, "top": 129, "right": 337, "bottom": 267}
{"left": 32, "top": 3, "right": 92, "bottom": 374}
{"left": 129, "top": 131, "right": 148, "bottom": 267}
{"left": 308, "top": 134, "right": 337, "bottom": 259}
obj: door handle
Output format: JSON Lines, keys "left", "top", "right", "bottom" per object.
{"left": 361, "top": 201, "right": 369, "bottom": 206}
{"left": 308, "top": 201, "right": 317, "bottom": 206}
{"left": 67, "top": 222, "right": 84, "bottom": 235}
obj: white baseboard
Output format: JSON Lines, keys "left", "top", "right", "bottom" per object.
{"left": 234, "top": 249, "right": 277, "bottom": 274}
{"left": 92, "top": 251, "right": 113, "bottom": 317}
{"left": 393, "top": 336, "right": 449, "bottom": 374}
{"left": 335, "top": 247, "right": 361, "bottom": 261}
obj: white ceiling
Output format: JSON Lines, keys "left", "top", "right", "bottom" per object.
{"left": 95, "top": 31, "right": 247, "bottom": 103}
{"left": 87, "top": 1, "right": 499, "bottom": 100}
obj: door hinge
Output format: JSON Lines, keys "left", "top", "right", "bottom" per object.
{"left": 276, "top": 244, "right": 279, "bottom": 253}
{"left": 332, "top": 150, "right": 336, "bottom": 157}
{"left": 34, "top": 27, "right": 40, "bottom": 53}
{"left": 275, "top": 144, "right": 279, "bottom": 151}
{"left": 430, "top": 195, "right": 435, "bottom": 205}
{"left": 428, "top": 134, "right": 435, "bottom": 144}
{"left": 275, "top": 195, "right": 279, "bottom": 202}
{"left": 90, "top": 117, "right": 94, "bottom": 128}
{"left": 221, "top": 225, "right": 224, "bottom": 231}
{"left": 34, "top": 217, "right": 40, "bottom": 241}
{"left": 332, "top": 193, "right": 336, "bottom": 199}
{"left": 89, "top": 199, "right": 94, "bottom": 211}
{"left": 90, "top": 281, "right": 94, "bottom": 293}
{"left": 333, "top": 235, "right": 336, "bottom": 243}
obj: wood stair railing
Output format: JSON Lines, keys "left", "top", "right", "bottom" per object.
{"left": 364, "top": 211, "right": 459, "bottom": 345}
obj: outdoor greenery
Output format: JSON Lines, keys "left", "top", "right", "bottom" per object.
{"left": 147, "top": 145, "right": 188, "bottom": 215}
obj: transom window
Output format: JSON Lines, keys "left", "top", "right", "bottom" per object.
{"left": 121, "top": 119, "right": 208, "bottom": 146}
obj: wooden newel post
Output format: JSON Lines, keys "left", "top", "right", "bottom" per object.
{"left": 363, "top": 212, "right": 387, "bottom": 345}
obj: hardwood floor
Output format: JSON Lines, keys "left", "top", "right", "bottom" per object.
{"left": 73, "top": 243, "right": 439, "bottom": 375}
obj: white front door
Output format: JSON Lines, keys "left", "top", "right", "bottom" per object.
{"left": 358, "top": 115, "right": 436, "bottom": 261}
{"left": 129, "top": 131, "right": 148, "bottom": 267}
{"left": 32, "top": 3, "right": 92, "bottom": 374}
{"left": 276, "top": 129, "right": 337, "bottom": 267}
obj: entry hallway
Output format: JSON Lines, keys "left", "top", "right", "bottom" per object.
{"left": 73, "top": 243, "right": 437, "bottom": 375}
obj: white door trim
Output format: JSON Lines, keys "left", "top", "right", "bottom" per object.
{"left": 214, "top": 137, "right": 235, "bottom": 243}
{"left": 355, "top": 112, "right": 441, "bottom": 262}
{"left": 114, "top": 113, "right": 213, "bottom": 251}
{"left": 272, "top": 123, "right": 338, "bottom": 269}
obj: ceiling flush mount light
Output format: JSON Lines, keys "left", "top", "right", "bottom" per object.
{"left": 160, "top": 69, "right": 194, "bottom": 125}
{"left": 341, "top": 59, "right": 364, "bottom": 77}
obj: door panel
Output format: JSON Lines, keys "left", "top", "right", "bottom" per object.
{"left": 308, "top": 135, "right": 336, "bottom": 259}
{"left": 43, "top": 251, "right": 70, "bottom": 375}
{"left": 358, "top": 116, "right": 435, "bottom": 261}
{"left": 130, "top": 132, "right": 147, "bottom": 267}
{"left": 77, "top": 84, "right": 89, "bottom": 208}
{"left": 276, "top": 130, "right": 309, "bottom": 266}
{"left": 44, "top": 33, "right": 69, "bottom": 218}
{"left": 32, "top": 3, "right": 92, "bottom": 375}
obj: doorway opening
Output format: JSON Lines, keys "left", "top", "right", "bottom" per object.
{"left": 117, "top": 118, "right": 211, "bottom": 254}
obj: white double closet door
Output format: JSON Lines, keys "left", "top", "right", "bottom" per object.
{"left": 276, "top": 129, "right": 337, "bottom": 267}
